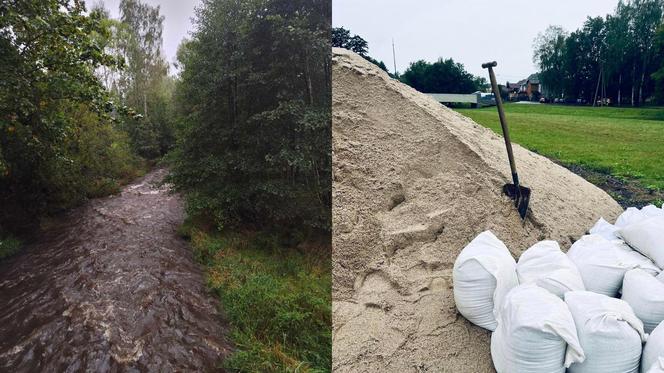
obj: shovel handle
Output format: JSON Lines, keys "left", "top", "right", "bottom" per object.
{"left": 482, "top": 61, "right": 519, "bottom": 187}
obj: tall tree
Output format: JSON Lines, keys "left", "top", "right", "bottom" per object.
{"left": 533, "top": 25, "right": 569, "bottom": 98}
{"left": 0, "top": 0, "right": 122, "bottom": 230}
{"left": 534, "top": 0, "right": 664, "bottom": 105}
{"left": 111, "top": 0, "right": 173, "bottom": 158}
{"left": 170, "top": 0, "right": 332, "bottom": 235}
{"left": 630, "top": 0, "right": 664, "bottom": 104}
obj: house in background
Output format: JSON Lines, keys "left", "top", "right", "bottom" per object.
{"left": 505, "top": 81, "right": 524, "bottom": 100}
{"left": 506, "top": 73, "right": 544, "bottom": 101}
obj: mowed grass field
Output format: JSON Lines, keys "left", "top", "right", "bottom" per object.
{"left": 456, "top": 104, "right": 664, "bottom": 191}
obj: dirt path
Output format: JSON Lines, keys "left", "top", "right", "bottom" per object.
{"left": 0, "top": 168, "right": 229, "bottom": 372}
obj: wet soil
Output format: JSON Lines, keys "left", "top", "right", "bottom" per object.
{"left": 0, "top": 168, "right": 230, "bottom": 372}
{"left": 557, "top": 162, "right": 664, "bottom": 208}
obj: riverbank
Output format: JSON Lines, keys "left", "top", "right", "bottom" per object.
{"left": 179, "top": 221, "right": 332, "bottom": 372}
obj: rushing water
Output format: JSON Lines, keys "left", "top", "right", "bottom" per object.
{"left": 0, "top": 169, "right": 229, "bottom": 372}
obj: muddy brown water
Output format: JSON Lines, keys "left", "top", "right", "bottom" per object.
{"left": 0, "top": 168, "right": 229, "bottom": 372}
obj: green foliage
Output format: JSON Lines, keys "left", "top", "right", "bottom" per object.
{"left": 332, "top": 27, "right": 367, "bottom": 56}
{"left": 0, "top": 236, "right": 22, "bottom": 260}
{"left": 400, "top": 58, "right": 485, "bottom": 93}
{"left": 186, "top": 227, "right": 331, "bottom": 372}
{"left": 332, "top": 27, "right": 391, "bottom": 74}
{"left": 170, "top": 0, "right": 331, "bottom": 232}
{"left": 652, "top": 25, "right": 664, "bottom": 102}
{"left": 534, "top": 0, "right": 664, "bottom": 104}
{"left": 117, "top": 0, "right": 175, "bottom": 158}
{"left": 0, "top": 0, "right": 143, "bottom": 232}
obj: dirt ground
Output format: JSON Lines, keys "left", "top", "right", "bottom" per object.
{"left": 331, "top": 48, "right": 623, "bottom": 372}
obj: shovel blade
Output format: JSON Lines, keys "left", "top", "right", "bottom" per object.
{"left": 503, "top": 184, "right": 531, "bottom": 220}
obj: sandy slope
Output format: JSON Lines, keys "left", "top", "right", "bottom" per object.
{"left": 331, "top": 48, "right": 622, "bottom": 372}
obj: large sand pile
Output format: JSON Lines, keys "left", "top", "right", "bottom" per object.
{"left": 331, "top": 48, "right": 623, "bottom": 372}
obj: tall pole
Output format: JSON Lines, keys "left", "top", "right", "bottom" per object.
{"left": 392, "top": 38, "right": 397, "bottom": 77}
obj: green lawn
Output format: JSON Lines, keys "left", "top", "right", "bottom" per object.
{"left": 456, "top": 104, "right": 664, "bottom": 190}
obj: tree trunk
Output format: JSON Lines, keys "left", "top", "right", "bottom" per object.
{"left": 618, "top": 73, "right": 622, "bottom": 106}
{"left": 631, "top": 60, "right": 636, "bottom": 107}
{"left": 640, "top": 57, "right": 647, "bottom": 105}
{"left": 305, "top": 54, "right": 314, "bottom": 105}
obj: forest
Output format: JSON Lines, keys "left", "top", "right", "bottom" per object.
{"left": 534, "top": 0, "right": 664, "bottom": 104}
{"left": 0, "top": 0, "right": 175, "bottom": 247}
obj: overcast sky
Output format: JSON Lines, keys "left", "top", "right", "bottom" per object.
{"left": 95, "top": 0, "right": 201, "bottom": 69}
{"left": 333, "top": 0, "right": 621, "bottom": 83}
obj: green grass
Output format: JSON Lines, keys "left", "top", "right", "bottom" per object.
{"left": 0, "top": 236, "right": 22, "bottom": 260}
{"left": 456, "top": 104, "right": 664, "bottom": 190}
{"left": 181, "top": 221, "right": 331, "bottom": 372}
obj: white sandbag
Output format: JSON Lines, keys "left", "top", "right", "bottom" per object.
{"left": 567, "top": 234, "right": 659, "bottom": 297}
{"left": 622, "top": 268, "right": 664, "bottom": 334}
{"left": 516, "top": 240, "right": 585, "bottom": 298}
{"left": 616, "top": 207, "right": 649, "bottom": 228}
{"left": 616, "top": 205, "right": 664, "bottom": 228}
{"left": 643, "top": 205, "right": 664, "bottom": 218}
{"left": 619, "top": 216, "right": 664, "bottom": 268}
{"left": 657, "top": 271, "right": 664, "bottom": 282}
{"left": 646, "top": 359, "right": 664, "bottom": 373}
{"left": 453, "top": 230, "right": 518, "bottom": 331}
{"left": 565, "top": 291, "right": 646, "bottom": 373}
{"left": 491, "top": 284, "right": 585, "bottom": 373}
{"left": 642, "top": 322, "right": 664, "bottom": 373}
{"left": 589, "top": 217, "right": 620, "bottom": 241}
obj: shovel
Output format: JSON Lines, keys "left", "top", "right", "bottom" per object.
{"left": 482, "top": 61, "right": 531, "bottom": 220}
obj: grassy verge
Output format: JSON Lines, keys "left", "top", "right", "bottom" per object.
{"left": 456, "top": 104, "right": 664, "bottom": 204}
{"left": 180, "top": 220, "right": 331, "bottom": 372}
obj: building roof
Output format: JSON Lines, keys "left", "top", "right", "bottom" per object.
{"left": 527, "top": 73, "right": 540, "bottom": 85}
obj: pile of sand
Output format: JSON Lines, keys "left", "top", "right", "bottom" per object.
{"left": 331, "top": 48, "right": 623, "bottom": 372}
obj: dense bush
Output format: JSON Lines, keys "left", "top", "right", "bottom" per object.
{"left": 0, "top": 1, "right": 144, "bottom": 234}
{"left": 400, "top": 58, "right": 487, "bottom": 94}
{"left": 170, "top": 0, "right": 332, "bottom": 232}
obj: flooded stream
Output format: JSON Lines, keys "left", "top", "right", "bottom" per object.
{"left": 0, "top": 168, "right": 229, "bottom": 372}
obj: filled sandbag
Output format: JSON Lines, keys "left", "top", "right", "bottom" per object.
{"left": 567, "top": 234, "right": 659, "bottom": 297}
{"left": 616, "top": 205, "right": 664, "bottom": 228}
{"left": 619, "top": 216, "right": 664, "bottom": 269}
{"left": 622, "top": 268, "right": 664, "bottom": 334}
{"left": 453, "top": 230, "right": 518, "bottom": 331}
{"left": 646, "top": 359, "right": 664, "bottom": 373}
{"left": 643, "top": 205, "right": 664, "bottom": 219}
{"left": 565, "top": 291, "right": 646, "bottom": 373}
{"left": 516, "top": 240, "right": 585, "bottom": 298}
{"left": 642, "top": 322, "right": 664, "bottom": 373}
{"left": 589, "top": 217, "right": 620, "bottom": 241}
{"left": 616, "top": 207, "right": 649, "bottom": 228}
{"left": 491, "top": 284, "right": 585, "bottom": 373}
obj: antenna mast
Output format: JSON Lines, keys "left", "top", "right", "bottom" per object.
{"left": 392, "top": 38, "right": 397, "bottom": 76}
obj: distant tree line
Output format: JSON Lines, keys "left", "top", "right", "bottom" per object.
{"left": 332, "top": 27, "right": 391, "bottom": 74}
{"left": 332, "top": 27, "right": 487, "bottom": 93}
{"left": 534, "top": 0, "right": 664, "bottom": 105}
{"left": 400, "top": 59, "right": 488, "bottom": 94}
{"left": 170, "top": 0, "right": 331, "bottom": 234}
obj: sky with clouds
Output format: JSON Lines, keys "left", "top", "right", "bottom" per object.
{"left": 333, "top": 0, "right": 621, "bottom": 82}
